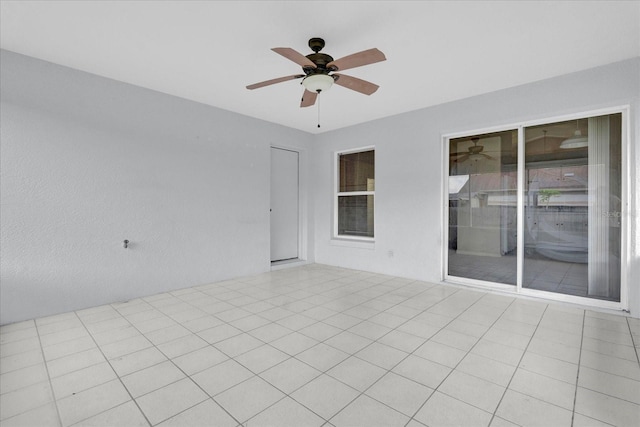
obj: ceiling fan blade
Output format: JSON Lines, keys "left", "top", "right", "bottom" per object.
{"left": 482, "top": 154, "right": 496, "bottom": 160}
{"left": 272, "top": 47, "right": 317, "bottom": 68}
{"left": 300, "top": 90, "right": 318, "bottom": 108}
{"left": 455, "top": 154, "right": 470, "bottom": 163}
{"left": 333, "top": 74, "right": 379, "bottom": 95}
{"left": 246, "top": 74, "right": 305, "bottom": 90}
{"left": 327, "top": 48, "right": 386, "bottom": 72}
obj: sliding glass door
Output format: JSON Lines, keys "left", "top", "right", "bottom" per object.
{"left": 446, "top": 110, "right": 625, "bottom": 307}
{"left": 448, "top": 130, "right": 518, "bottom": 286}
{"left": 523, "top": 113, "right": 622, "bottom": 301}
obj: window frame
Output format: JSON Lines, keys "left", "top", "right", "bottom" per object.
{"left": 442, "top": 105, "right": 630, "bottom": 312}
{"left": 333, "top": 146, "right": 376, "bottom": 241}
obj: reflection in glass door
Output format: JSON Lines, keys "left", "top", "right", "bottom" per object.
{"left": 448, "top": 130, "right": 518, "bottom": 285}
{"left": 446, "top": 111, "right": 624, "bottom": 306}
{"left": 523, "top": 114, "right": 622, "bottom": 301}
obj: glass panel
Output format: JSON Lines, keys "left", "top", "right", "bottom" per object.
{"left": 339, "top": 150, "right": 375, "bottom": 192}
{"left": 338, "top": 195, "right": 374, "bottom": 237}
{"left": 448, "top": 130, "right": 518, "bottom": 285}
{"left": 523, "top": 114, "right": 621, "bottom": 301}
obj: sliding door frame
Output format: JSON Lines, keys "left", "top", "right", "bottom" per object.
{"left": 442, "top": 105, "right": 630, "bottom": 312}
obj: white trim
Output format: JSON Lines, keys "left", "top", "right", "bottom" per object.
{"left": 441, "top": 105, "right": 630, "bottom": 312}
{"left": 333, "top": 146, "right": 376, "bottom": 241}
{"left": 516, "top": 126, "right": 525, "bottom": 293}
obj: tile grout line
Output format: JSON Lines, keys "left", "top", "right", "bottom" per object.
{"left": 108, "top": 307, "right": 246, "bottom": 426}
{"left": 626, "top": 317, "right": 640, "bottom": 365}
{"left": 485, "top": 303, "right": 548, "bottom": 427}
{"left": 71, "top": 310, "right": 154, "bottom": 427}
{"left": 240, "top": 275, "right": 436, "bottom": 425}
{"left": 570, "top": 309, "right": 586, "bottom": 427}
{"left": 33, "top": 320, "right": 65, "bottom": 427}
{"left": 406, "top": 295, "right": 526, "bottom": 427}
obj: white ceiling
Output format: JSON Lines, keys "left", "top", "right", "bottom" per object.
{"left": 1, "top": 1, "right": 638, "bottom": 134}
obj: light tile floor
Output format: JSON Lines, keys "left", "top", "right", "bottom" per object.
{"left": 1, "top": 264, "right": 639, "bottom": 427}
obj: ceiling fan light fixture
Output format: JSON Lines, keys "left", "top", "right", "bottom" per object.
{"left": 302, "top": 74, "right": 333, "bottom": 93}
{"left": 559, "top": 129, "right": 588, "bottom": 149}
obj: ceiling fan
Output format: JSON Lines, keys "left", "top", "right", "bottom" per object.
{"left": 451, "top": 138, "right": 496, "bottom": 162}
{"left": 246, "top": 37, "right": 386, "bottom": 108}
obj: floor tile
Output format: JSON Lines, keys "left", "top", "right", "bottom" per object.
{"left": 0, "top": 349, "right": 44, "bottom": 375}
{"left": 42, "top": 336, "right": 96, "bottom": 361}
{"left": 327, "top": 356, "right": 386, "bottom": 391}
{"left": 235, "top": 344, "right": 289, "bottom": 373}
{"left": 299, "top": 322, "right": 343, "bottom": 342}
{"left": 331, "top": 394, "right": 409, "bottom": 427}
{"left": 509, "top": 368, "right": 576, "bottom": 410}
{"left": 246, "top": 396, "right": 325, "bottom": 427}
{"left": 414, "top": 391, "right": 492, "bottom": 427}
{"left": 455, "top": 353, "right": 516, "bottom": 387}
{"left": 579, "top": 349, "right": 640, "bottom": 381}
{"left": 157, "top": 399, "right": 237, "bottom": 427}
{"left": 214, "top": 332, "right": 263, "bottom": 358}
{"left": 156, "top": 333, "right": 208, "bottom": 359}
{"left": 471, "top": 339, "right": 525, "bottom": 367}
{"left": 377, "top": 329, "right": 426, "bottom": 353}
{"left": 292, "top": 374, "right": 359, "bottom": 420}
{"left": 348, "top": 321, "right": 392, "bottom": 340}
{"left": 355, "top": 342, "right": 408, "bottom": 370}
{"left": 196, "top": 324, "right": 242, "bottom": 344}
{"left": 572, "top": 413, "right": 614, "bottom": 427}
{"left": 578, "top": 366, "right": 640, "bottom": 404}
{"left": 259, "top": 357, "right": 322, "bottom": 394}
{"left": 414, "top": 340, "right": 467, "bottom": 368}
{"left": 56, "top": 380, "right": 130, "bottom": 426}
{"left": 51, "top": 361, "right": 117, "bottom": 399}
{"left": 171, "top": 345, "right": 228, "bottom": 376}
{"left": 3, "top": 266, "right": 640, "bottom": 427}
{"left": 0, "top": 362, "right": 49, "bottom": 394}
{"left": 365, "top": 372, "right": 433, "bottom": 417}
{"left": 215, "top": 376, "right": 285, "bottom": 423}
{"left": 296, "top": 343, "right": 349, "bottom": 372}
{"left": 439, "top": 370, "right": 505, "bottom": 413}
{"left": 574, "top": 387, "right": 640, "bottom": 427}
{"left": 135, "top": 378, "right": 208, "bottom": 425}
{"left": 144, "top": 325, "right": 192, "bottom": 346}
{"left": 495, "top": 389, "right": 573, "bottom": 427}
{"left": 0, "top": 402, "right": 60, "bottom": 426}
{"left": 100, "top": 335, "right": 152, "bottom": 360}
{"left": 249, "top": 322, "right": 293, "bottom": 342}
{"left": 392, "top": 354, "right": 451, "bottom": 389}
{"left": 109, "top": 346, "right": 167, "bottom": 377}
{"left": 431, "top": 329, "right": 479, "bottom": 352}
{"left": 518, "top": 352, "right": 578, "bottom": 384}
{"left": 0, "top": 381, "right": 54, "bottom": 421}
{"left": 91, "top": 325, "right": 141, "bottom": 347}
{"left": 270, "top": 331, "right": 318, "bottom": 355}
{"left": 73, "top": 400, "right": 148, "bottom": 426}
{"left": 324, "top": 331, "right": 373, "bottom": 354}
{"left": 121, "top": 360, "right": 185, "bottom": 398}
{"left": 191, "top": 359, "right": 253, "bottom": 396}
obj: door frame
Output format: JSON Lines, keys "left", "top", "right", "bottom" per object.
{"left": 270, "top": 144, "right": 308, "bottom": 262}
{"left": 441, "top": 105, "right": 630, "bottom": 312}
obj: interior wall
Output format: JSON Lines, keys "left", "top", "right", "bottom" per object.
{"left": 312, "top": 57, "right": 640, "bottom": 317}
{"left": 0, "top": 50, "right": 314, "bottom": 325}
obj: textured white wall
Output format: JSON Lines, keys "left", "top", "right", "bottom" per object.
{"left": 312, "top": 58, "right": 640, "bottom": 317}
{"left": 0, "top": 50, "right": 313, "bottom": 324}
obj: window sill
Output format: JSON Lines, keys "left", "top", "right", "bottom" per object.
{"left": 330, "top": 238, "right": 375, "bottom": 250}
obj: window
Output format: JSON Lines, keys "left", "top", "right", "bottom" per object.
{"left": 336, "top": 148, "right": 375, "bottom": 239}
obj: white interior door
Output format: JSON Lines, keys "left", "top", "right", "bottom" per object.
{"left": 270, "top": 147, "right": 299, "bottom": 262}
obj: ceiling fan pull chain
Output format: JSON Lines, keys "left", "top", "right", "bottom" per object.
{"left": 317, "top": 93, "right": 321, "bottom": 128}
